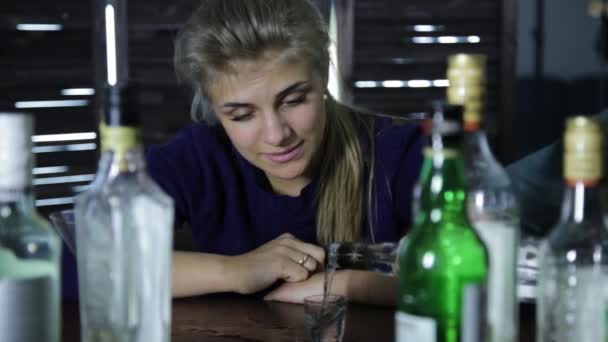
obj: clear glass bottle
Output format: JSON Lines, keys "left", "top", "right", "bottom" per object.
{"left": 396, "top": 102, "right": 488, "bottom": 342}
{"left": 537, "top": 117, "right": 608, "bottom": 342}
{"left": 74, "top": 85, "right": 174, "bottom": 342}
{"left": 0, "top": 112, "right": 61, "bottom": 342}
{"left": 447, "top": 53, "right": 520, "bottom": 342}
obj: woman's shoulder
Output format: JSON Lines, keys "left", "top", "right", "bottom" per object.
{"left": 371, "top": 115, "right": 424, "bottom": 150}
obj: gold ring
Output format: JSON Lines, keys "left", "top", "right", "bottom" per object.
{"left": 298, "top": 254, "right": 309, "bottom": 265}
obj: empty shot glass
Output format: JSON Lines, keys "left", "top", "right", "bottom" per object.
{"left": 304, "top": 294, "right": 347, "bottom": 342}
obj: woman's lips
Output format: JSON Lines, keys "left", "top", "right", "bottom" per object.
{"left": 264, "top": 141, "right": 304, "bottom": 164}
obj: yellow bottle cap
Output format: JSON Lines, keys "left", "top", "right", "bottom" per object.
{"left": 564, "top": 116, "right": 603, "bottom": 184}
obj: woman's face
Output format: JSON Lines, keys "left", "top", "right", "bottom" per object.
{"left": 208, "top": 55, "right": 327, "bottom": 195}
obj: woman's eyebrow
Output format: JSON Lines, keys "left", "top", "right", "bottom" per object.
{"left": 275, "top": 81, "right": 309, "bottom": 99}
{"left": 220, "top": 102, "right": 251, "bottom": 111}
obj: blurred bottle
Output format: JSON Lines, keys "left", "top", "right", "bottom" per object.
{"left": 537, "top": 117, "right": 608, "bottom": 342}
{"left": 0, "top": 112, "right": 61, "bottom": 342}
{"left": 325, "top": 242, "right": 398, "bottom": 275}
{"left": 74, "top": 84, "right": 174, "bottom": 342}
{"left": 396, "top": 102, "right": 488, "bottom": 342}
{"left": 447, "top": 53, "right": 520, "bottom": 342}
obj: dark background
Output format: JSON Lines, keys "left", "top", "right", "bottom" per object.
{"left": 1, "top": 0, "right": 604, "bottom": 216}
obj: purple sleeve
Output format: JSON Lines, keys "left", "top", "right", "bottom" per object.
{"left": 146, "top": 143, "right": 191, "bottom": 228}
{"left": 391, "top": 125, "right": 425, "bottom": 234}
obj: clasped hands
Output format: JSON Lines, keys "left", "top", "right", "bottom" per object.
{"left": 224, "top": 233, "right": 348, "bottom": 303}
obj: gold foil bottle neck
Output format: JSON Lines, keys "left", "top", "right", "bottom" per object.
{"left": 447, "top": 53, "right": 487, "bottom": 129}
{"left": 564, "top": 116, "right": 603, "bottom": 183}
{"left": 448, "top": 54, "right": 487, "bottom": 70}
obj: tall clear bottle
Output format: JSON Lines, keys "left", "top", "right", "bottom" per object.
{"left": 537, "top": 117, "right": 608, "bottom": 342}
{"left": 0, "top": 112, "right": 61, "bottom": 342}
{"left": 74, "top": 85, "right": 174, "bottom": 342}
{"left": 396, "top": 102, "right": 488, "bottom": 342}
{"left": 447, "top": 53, "right": 520, "bottom": 342}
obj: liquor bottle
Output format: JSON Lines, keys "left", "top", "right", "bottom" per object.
{"left": 0, "top": 112, "right": 61, "bottom": 342}
{"left": 447, "top": 53, "right": 520, "bottom": 342}
{"left": 74, "top": 84, "right": 174, "bottom": 342}
{"left": 396, "top": 102, "right": 489, "bottom": 342}
{"left": 537, "top": 117, "right": 608, "bottom": 342}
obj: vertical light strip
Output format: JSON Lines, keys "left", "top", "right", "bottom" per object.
{"left": 327, "top": 2, "right": 341, "bottom": 100}
{"left": 105, "top": 5, "right": 117, "bottom": 86}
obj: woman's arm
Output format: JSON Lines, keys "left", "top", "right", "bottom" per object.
{"left": 172, "top": 233, "right": 326, "bottom": 298}
{"left": 172, "top": 251, "right": 234, "bottom": 297}
{"left": 264, "top": 270, "right": 398, "bottom": 307}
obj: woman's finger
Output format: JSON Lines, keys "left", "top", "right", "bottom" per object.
{"left": 293, "top": 251, "right": 318, "bottom": 272}
{"left": 277, "top": 236, "right": 325, "bottom": 266}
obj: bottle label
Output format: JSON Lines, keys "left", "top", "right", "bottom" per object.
{"left": 540, "top": 266, "right": 607, "bottom": 341}
{"left": 395, "top": 311, "right": 436, "bottom": 342}
{"left": 0, "top": 277, "right": 54, "bottom": 341}
{"left": 473, "top": 220, "right": 518, "bottom": 341}
{"left": 461, "top": 283, "right": 486, "bottom": 342}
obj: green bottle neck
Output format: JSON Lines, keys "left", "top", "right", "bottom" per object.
{"left": 416, "top": 133, "right": 470, "bottom": 227}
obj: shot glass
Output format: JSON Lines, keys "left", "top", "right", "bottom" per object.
{"left": 303, "top": 294, "right": 346, "bottom": 342}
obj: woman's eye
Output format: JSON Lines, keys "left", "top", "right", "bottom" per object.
{"left": 283, "top": 95, "right": 306, "bottom": 106}
{"left": 231, "top": 113, "right": 254, "bottom": 122}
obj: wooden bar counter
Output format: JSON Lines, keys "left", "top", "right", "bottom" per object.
{"left": 61, "top": 295, "right": 536, "bottom": 341}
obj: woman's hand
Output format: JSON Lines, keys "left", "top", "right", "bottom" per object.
{"left": 263, "top": 270, "right": 350, "bottom": 304}
{"left": 224, "top": 233, "right": 325, "bottom": 295}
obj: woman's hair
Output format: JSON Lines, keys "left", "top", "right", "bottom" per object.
{"left": 174, "top": 0, "right": 374, "bottom": 244}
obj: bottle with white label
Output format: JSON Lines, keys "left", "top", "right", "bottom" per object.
{"left": 396, "top": 102, "right": 488, "bottom": 342}
{"left": 0, "top": 112, "right": 62, "bottom": 342}
{"left": 447, "top": 53, "right": 520, "bottom": 342}
{"left": 537, "top": 117, "right": 608, "bottom": 342}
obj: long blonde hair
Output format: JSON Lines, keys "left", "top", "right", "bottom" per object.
{"left": 174, "top": 0, "right": 374, "bottom": 244}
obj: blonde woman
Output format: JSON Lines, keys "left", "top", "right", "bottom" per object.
{"left": 147, "top": 0, "right": 423, "bottom": 305}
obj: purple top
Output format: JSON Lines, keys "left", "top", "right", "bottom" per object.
{"left": 60, "top": 117, "right": 423, "bottom": 301}
{"left": 146, "top": 117, "right": 424, "bottom": 254}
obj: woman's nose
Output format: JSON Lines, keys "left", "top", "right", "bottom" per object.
{"left": 263, "top": 113, "right": 292, "bottom": 146}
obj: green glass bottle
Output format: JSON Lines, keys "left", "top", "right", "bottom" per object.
{"left": 0, "top": 112, "right": 62, "bottom": 342}
{"left": 396, "top": 102, "right": 489, "bottom": 342}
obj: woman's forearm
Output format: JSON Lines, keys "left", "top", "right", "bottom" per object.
{"left": 172, "top": 251, "right": 235, "bottom": 298}
{"left": 343, "top": 270, "right": 398, "bottom": 307}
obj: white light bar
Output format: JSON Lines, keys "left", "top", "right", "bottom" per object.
{"left": 16, "top": 24, "right": 62, "bottom": 31}
{"left": 105, "top": 5, "right": 118, "bottom": 86}
{"left": 382, "top": 80, "right": 406, "bottom": 88}
{"left": 33, "top": 132, "right": 97, "bottom": 143}
{"left": 412, "top": 37, "right": 435, "bottom": 44}
{"left": 35, "top": 197, "right": 74, "bottom": 207}
{"left": 408, "top": 80, "right": 432, "bottom": 88}
{"left": 354, "top": 81, "right": 380, "bottom": 88}
{"left": 467, "top": 36, "right": 481, "bottom": 43}
{"left": 413, "top": 25, "right": 441, "bottom": 32}
{"left": 72, "top": 184, "right": 92, "bottom": 193}
{"left": 354, "top": 79, "right": 449, "bottom": 89}
{"left": 61, "top": 88, "right": 95, "bottom": 96}
{"left": 15, "top": 100, "right": 89, "bottom": 108}
{"left": 411, "top": 36, "right": 481, "bottom": 44}
{"left": 33, "top": 166, "right": 69, "bottom": 175}
{"left": 33, "top": 143, "right": 97, "bottom": 154}
{"left": 433, "top": 79, "right": 450, "bottom": 87}
{"left": 34, "top": 174, "right": 96, "bottom": 186}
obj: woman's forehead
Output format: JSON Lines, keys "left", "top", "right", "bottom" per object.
{"left": 208, "top": 56, "right": 320, "bottom": 103}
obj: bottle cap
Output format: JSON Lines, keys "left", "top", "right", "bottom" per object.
{"left": 564, "top": 116, "right": 603, "bottom": 184}
{"left": 447, "top": 54, "right": 487, "bottom": 129}
{"left": 0, "top": 112, "right": 33, "bottom": 193}
{"left": 103, "top": 83, "right": 139, "bottom": 127}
